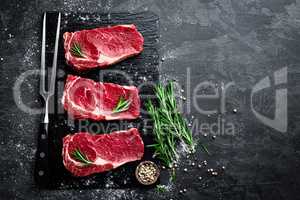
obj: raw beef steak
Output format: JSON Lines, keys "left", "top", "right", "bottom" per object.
{"left": 63, "top": 24, "right": 144, "bottom": 70}
{"left": 62, "top": 75, "right": 140, "bottom": 120}
{"left": 62, "top": 128, "right": 144, "bottom": 176}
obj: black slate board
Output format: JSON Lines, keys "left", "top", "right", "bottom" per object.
{"left": 40, "top": 11, "right": 159, "bottom": 189}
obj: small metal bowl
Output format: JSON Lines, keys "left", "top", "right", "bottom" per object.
{"left": 135, "top": 161, "right": 160, "bottom": 185}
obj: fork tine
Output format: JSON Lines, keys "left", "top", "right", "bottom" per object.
{"left": 39, "top": 12, "right": 47, "bottom": 96}
{"left": 49, "top": 12, "right": 61, "bottom": 94}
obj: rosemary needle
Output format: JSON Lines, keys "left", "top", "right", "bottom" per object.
{"left": 70, "top": 42, "right": 84, "bottom": 58}
{"left": 72, "top": 148, "right": 92, "bottom": 165}
{"left": 156, "top": 184, "right": 167, "bottom": 193}
{"left": 113, "top": 96, "right": 131, "bottom": 113}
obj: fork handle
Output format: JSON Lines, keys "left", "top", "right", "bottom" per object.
{"left": 35, "top": 122, "right": 50, "bottom": 187}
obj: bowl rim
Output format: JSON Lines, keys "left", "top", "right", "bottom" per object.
{"left": 135, "top": 160, "right": 160, "bottom": 185}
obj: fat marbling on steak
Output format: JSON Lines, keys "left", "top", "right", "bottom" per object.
{"left": 63, "top": 24, "right": 144, "bottom": 70}
{"left": 62, "top": 75, "right": 140, "bottom": 120}
{"left": 62, "top": 128, "right": 144, "bottom": 176}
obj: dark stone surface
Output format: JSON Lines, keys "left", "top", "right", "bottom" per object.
{"left": 1, "top": 0, "right": 300, "bottom": 199}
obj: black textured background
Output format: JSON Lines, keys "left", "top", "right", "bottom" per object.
{"left": 1, "top": 0, "right": 300, "bottom": 200}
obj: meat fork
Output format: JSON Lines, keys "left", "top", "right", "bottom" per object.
{"left": 35, "top": 12, "right": 61, "bottom": 187}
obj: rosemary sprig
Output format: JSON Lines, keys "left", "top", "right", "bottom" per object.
{"left": 170, "top": 168, "right": 176, "bottom": 182}
{"left": 72, "top": 148, "right": 92, "bottom": 165}
{"left": 70, "top": 42, "right": 84, "bottom": 58}
{"left": 112, "top": 96, "right": 131, "bottom": 113}
{"left": 146, "top": 82, "right": 200, "bottom": 167}
{"left": 156, "top": 184, "right": 167, "bottom": 193}
{"left": 146, "top": 102, "right": 177, "bottom": 167}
